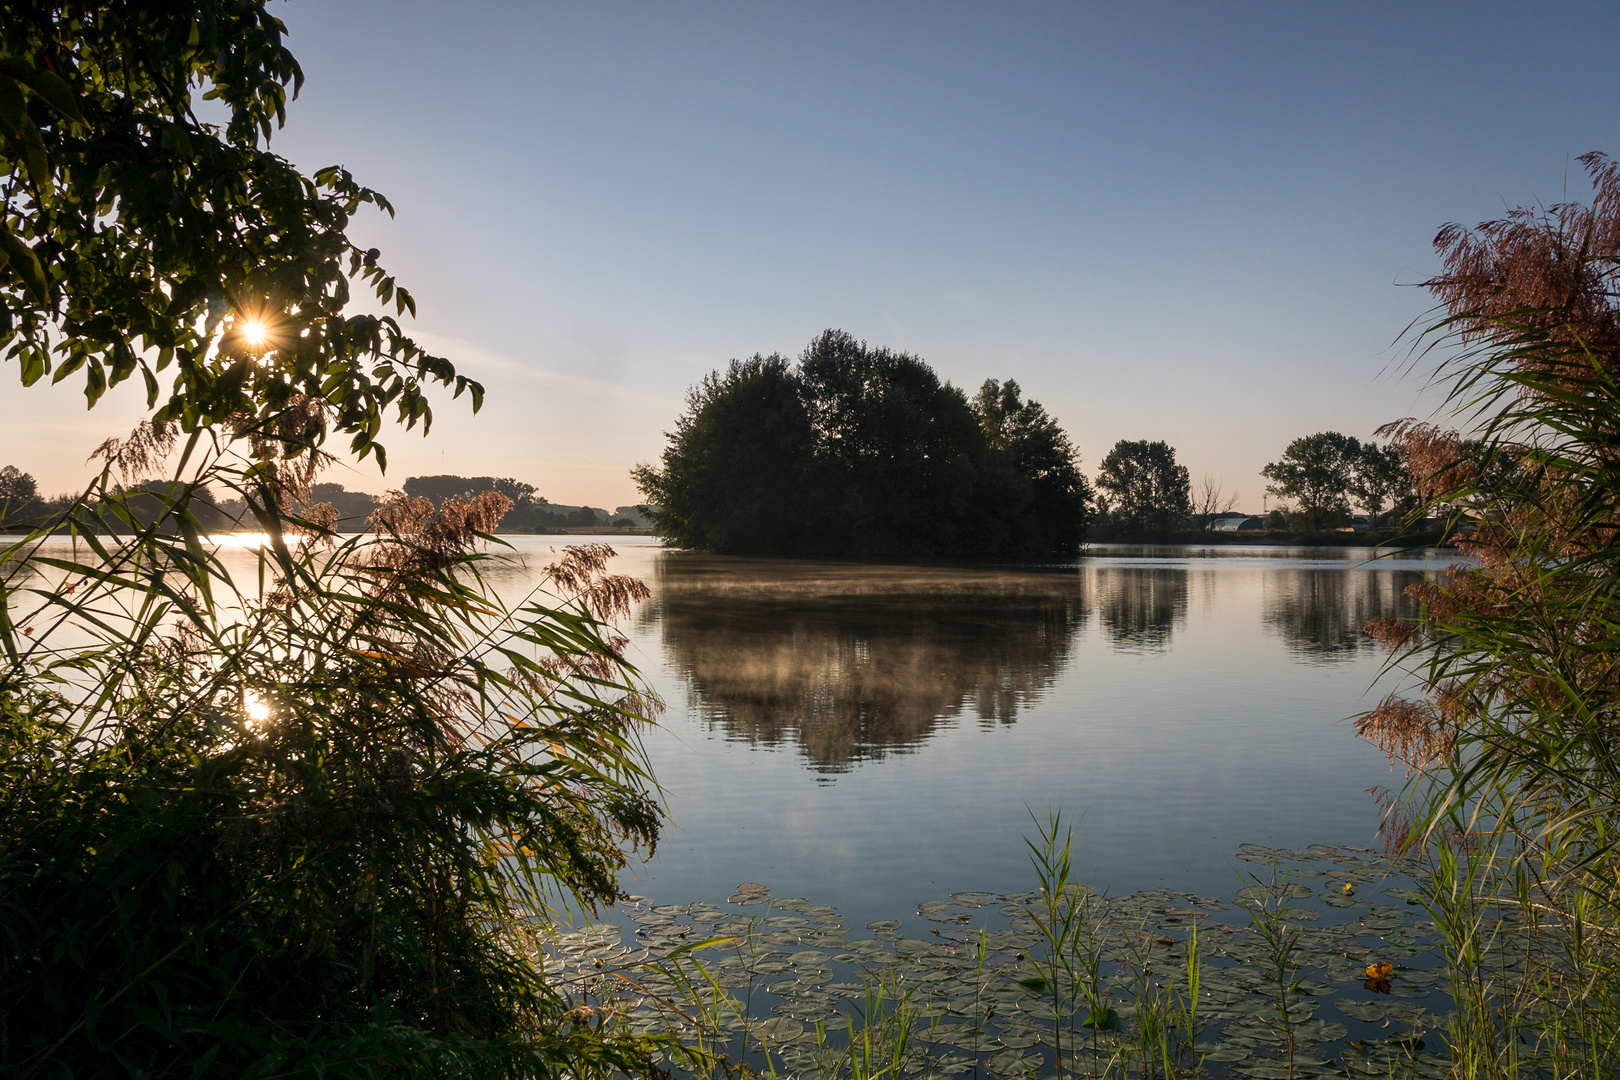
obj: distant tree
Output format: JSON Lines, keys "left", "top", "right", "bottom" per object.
{"left": 305, "top": 482, "right": 381, "bottom": 529}
{"left": 0, "top": 465, "right": 39, "bottom": 505}
{"left": 1191, "top": 473, "right": 1239, "bottom": 530}
{"left": 1095, "top": 440, "right": 1192, "bottom": 535}
{"left": 121, "top": 480, "right": 229, "bottom": 532}
{"left": 490, "top": 477, "right": 539, "bottom": 507}
{"left": 1348, "top": 442, "right": 1414, "bottom": 527}
{"left": 1261, "top": 432, "right": 1362, "bottom": 531}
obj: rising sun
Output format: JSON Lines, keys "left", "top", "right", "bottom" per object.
{"left": 244, "top": 689, "right": 271, "bottom": 726}
{"left": 239, "top": 319, "right": 269, "bottom": 348}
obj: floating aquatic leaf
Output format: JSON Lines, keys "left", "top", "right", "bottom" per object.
{"left": 1082, "top": 1004, "right": 1123, "bottom": 1031}
{"left": 986, "top": 1048, "right": 1039, "bottom": 1076}
{"left": 749, "top": 1015, "right": 808, "bottom": 1048}
{"left": 1295, "top": 1019, "right": 1349, "bottom": 1043}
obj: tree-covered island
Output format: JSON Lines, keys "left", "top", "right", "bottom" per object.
{"left": 633, "top": 330, "right": 1092, "bottom": 557}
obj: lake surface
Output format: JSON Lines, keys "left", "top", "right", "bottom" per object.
{"left": 11, "top": 532, "right": 1461, "bottom": 1070}
{"left": 500, "top": 538, "right": 1441, "bottom": 929}
{"left": 7, "top": 533, "right": 1443, "bottom": 929}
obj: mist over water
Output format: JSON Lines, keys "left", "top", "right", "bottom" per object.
{"left": 648, "top": 557, "right": 1088, "bottom": 772}
{"left": 558, "top": 539, "right": 1439, "bottom": 927}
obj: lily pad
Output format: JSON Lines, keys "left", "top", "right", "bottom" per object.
{"left": 986, "top": 1048, "right": 1039, "bottom": 1076}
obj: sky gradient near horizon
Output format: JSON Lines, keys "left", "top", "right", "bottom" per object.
{"left": 3, "top": 1, "right": 1618, "bottom": 512}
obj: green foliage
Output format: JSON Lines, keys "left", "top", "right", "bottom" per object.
{"left": 0, "top": 5, "right": 668, "bottom": 1077}
{"left": 1018, "top": 811, "right": 1203, "bottom": 1079}
{"left": 633, "top": 331, "right": 1091, "bottom": 557}
{"left": 0, "top": 451, "right": 667, "bottom": 1078}
{"left": 1234, "top": 870, "right": 1307, "bottom": 1077}
{"left": 1260, "top": 432, "right": 1360, "bottom": 532}
{"left": 1094, "top": 440, "right": 1191, "bottom": 536}
{"left": 0, "top": 2, "right": 481, "bottom": 468}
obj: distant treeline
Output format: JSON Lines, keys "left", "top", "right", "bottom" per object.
{"left": 1092, "top": 431, "right": 1422, "bottom": 539}
{"left": 248, "top": 477, "right": 649, "bottom": 533}
{"left": 632, "top": 330, "right": 1434, "bottom": 556}
{"left": 0, "top": 465, "right": 647, "bottom": 534}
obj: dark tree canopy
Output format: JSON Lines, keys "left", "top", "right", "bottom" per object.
{"left": 0, "top": 464, "right": 37, "bottom": 504}
{"left": 1095, "top": 439, "right": 1192, "bottom": 535}
{"left": 403, "top": 474, "right": 539, "bottom": 508}
{"left": 974, "top": 379, "right": 1092, "bottom": 554}
{"left": 633, "top": 331, "right": 1091, "bottom": 557}
{"left": 1348, "top": 442, "right": 1415, "bottom": 525}
{"left": 1261, "top": 432, "right": 1362, "bottom": 531}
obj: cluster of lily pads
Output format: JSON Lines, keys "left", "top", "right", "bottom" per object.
{"left": 542, "top": 844, "right": 1460, "bottom": 1079}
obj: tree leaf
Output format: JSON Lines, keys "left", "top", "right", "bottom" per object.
{"left": 0, "top": 220, "right": 49, "bottom": 302}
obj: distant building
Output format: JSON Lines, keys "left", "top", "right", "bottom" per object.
{"left": 1212, "top": 515, "right": 1264, "bottom": 532}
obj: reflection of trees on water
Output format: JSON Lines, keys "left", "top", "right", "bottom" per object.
{"left": 650, "top": 557, "right": 1087, "bottom": 773}
{"left": 1262, "top": 568, "right": 1425, "bottom": 661}
{"left": 1095, "top": 567, "right": 1189, "bottom": 651}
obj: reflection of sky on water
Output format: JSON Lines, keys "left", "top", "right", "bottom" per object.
{"left": 7, "top": 533, "right": 1449, "bottom": 927}
{"left": 594, "top": 540, "right": 1445, "bottom": 927}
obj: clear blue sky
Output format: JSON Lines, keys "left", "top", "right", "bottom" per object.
{"left": 3, "top": 1, "right": 1617, "bottom": 510}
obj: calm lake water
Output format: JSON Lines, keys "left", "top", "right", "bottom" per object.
{"left": 9, "top": 533, "right": 1443, "bottom": 930}
{"left": 502, "top": 537, "right": 1441, "bottom": 930}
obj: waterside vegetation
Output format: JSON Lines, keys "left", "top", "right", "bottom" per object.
{"left": 0, "top": 5, "right": 667, "bottom": 1077}
{"left": 1355, "top": 151, "right": 1620, "bottom": 1076}
{"left": 545, "top": 832, "right": 1452, "bottom": 1080}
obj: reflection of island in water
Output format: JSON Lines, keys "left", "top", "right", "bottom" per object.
{"left": 1262, "top": 567, "right": 1425, "bottom": 661}
{"left": 648, "top": 556, "right": 1088, "bottom": 773}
